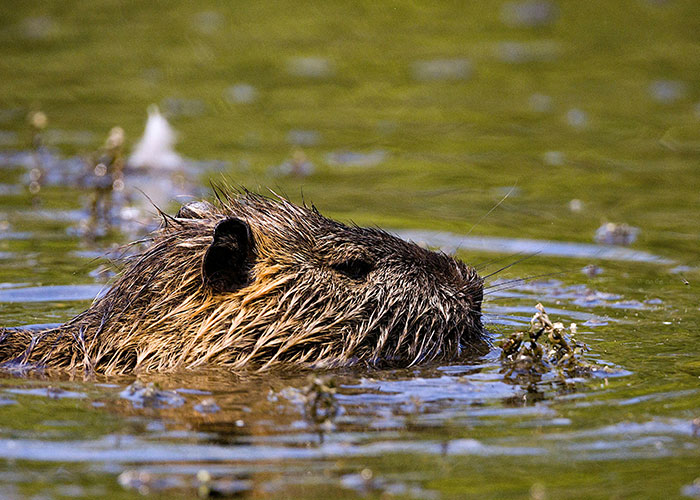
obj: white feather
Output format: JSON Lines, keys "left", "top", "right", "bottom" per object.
{"left": 129, "top": 105, "right": 183, "bottom": 169}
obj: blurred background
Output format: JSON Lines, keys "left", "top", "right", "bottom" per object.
{"left": 0, "top": 0, "right": 697, "bottom": 255}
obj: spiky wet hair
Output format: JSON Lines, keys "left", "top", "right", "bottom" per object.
{"left": 1, "top": 191, "right": 487, "bottom": 374}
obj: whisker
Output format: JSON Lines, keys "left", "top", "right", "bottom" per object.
{"left": 481, "top": 312, "right": 530, "bottom": 320}
{"left": 482, "top": 295, "right": 530, "bottom": 302}
{"left": 484, "top": 270, "right": 571, "bottom": 295}
{"left": 464, "top": 182, "right": 518, "bottom": 238}
{"left": 133, "top": 187, "right": 179, "bottom": 228}
{"left": 481, "top": 251, "right": 541, "bottom": 279}
{"left": 474, "top": 251, "right": 526, "bottom": 271}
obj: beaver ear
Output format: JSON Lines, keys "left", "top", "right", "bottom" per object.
{"left": 202, "top": 218, "right": 253, "bottom": 293}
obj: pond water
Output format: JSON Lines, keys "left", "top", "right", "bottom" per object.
{"left": 1, "top": 1, "right": 699, "bottom": 498}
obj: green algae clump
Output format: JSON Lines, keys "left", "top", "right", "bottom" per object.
{"left": 499, "top": 303, "right": 600, "bottom": 388}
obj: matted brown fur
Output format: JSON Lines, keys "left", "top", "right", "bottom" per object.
{"left": 0, "top": 191, "right": 487, "bottom": 374}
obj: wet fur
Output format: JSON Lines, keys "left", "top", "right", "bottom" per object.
{"left": 0, "top": 192, "right": 486, "bottom": 374}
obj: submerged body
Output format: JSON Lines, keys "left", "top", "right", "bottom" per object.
{"left": 0, "top": 192, "right": 486, "bottom": 374}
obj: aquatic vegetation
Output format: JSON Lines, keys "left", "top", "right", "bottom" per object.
{"left": 193, "top": 397, "right": 220, "bottom": 414}
{"left": 595, "top": 222, "right": 640, "bottom": 246}
{"left": 26, "top": 110, "right": 47, "bottom": 201}
{"left": 81, "top": 126, "right": 126, "bottom": 238}
{"left": 303, "top": 376, "right": 339, "bottom": 427}
{"left": 499, "top": 303, "right": 610, "bottom": 390}
{"left": 120, "top": 380, "right": 185, "bottom": 409}
{"left": 269, "top": 148, "right": 315, "bottom": 177}
{"left": 0, "top": 0, "right": 698, "bottom": 497}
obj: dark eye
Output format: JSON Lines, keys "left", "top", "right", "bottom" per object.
{"left": 331, "top": 258, "right": 373, "bottom": 280}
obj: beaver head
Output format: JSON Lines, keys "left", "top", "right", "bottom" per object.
{"left": 5, "top": 192, "right": 487, "bottom": 374}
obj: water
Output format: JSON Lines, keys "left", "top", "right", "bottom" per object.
{"left": 1, "top": 1, "right": 699, "bottom": 498}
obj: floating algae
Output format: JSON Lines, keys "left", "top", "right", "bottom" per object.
{"left": 303, "top": 376, "right": 339, "bottom": 427}
{"left": 499, "top": 303, "right": 612, "bottom": 390}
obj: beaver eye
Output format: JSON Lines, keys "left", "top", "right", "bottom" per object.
{"left": 331, "top": 258, "right": 373, "bottom": 280}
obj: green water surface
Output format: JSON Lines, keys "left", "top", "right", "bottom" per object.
{"left": 0, "top": 1, "right": 699, "bottom": 498}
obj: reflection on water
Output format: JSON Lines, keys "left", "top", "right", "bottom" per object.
{"left": 1, "top": 0, "right": 699, "bottom": 498}
{"left": 396, "top": 229, "right": 672, "bottom": 263}
{"left": 0, "top": 271, "right": 690, "bottom": 497}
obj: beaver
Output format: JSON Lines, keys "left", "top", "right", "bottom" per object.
{"left": 0, "top": 190, "right": 487, "bottom": 374}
